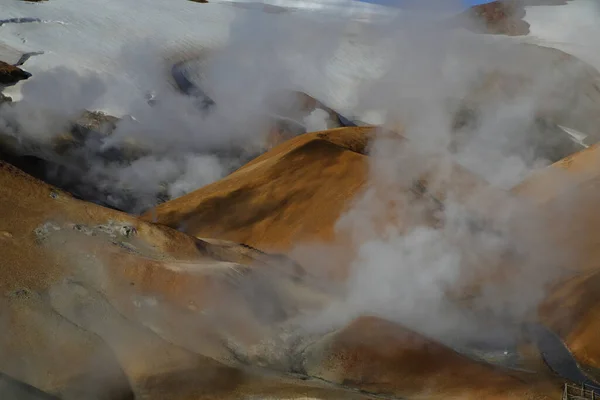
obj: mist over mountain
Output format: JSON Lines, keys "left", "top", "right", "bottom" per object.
{"left": 1, "top": 0, "right": 600, "bottom": 399}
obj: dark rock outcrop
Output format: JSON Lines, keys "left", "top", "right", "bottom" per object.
{"left": 457, "top": 0, "right": 530, "bottom": 36}
{"left": 0, "top": 61, "right": 31, "bottom": 87}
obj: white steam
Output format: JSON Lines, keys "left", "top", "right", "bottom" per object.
{"left": 0, "top": 0, "right": 597, "bottom": 357}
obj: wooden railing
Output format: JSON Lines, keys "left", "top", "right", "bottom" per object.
{"left": 563, "top": 383, "right": 598, "bottom": 400}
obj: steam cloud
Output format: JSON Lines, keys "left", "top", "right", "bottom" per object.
{"left": 1, "top": 0, "right": 598, "bottom": 377}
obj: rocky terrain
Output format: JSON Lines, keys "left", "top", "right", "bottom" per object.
{"left": 3, "top": 0, "right": 600, "bottom": 399}
{"left": 455, "top": 1, "right": 578, "bottom": 36}
{"left": 458, "top": 0, "right": 531, "bottom": 36}
{"left": 0, "top": 128, "right": 566, "bottom": 400}
{"left": 0, "top": 61, "right": 31, "bottom": 88}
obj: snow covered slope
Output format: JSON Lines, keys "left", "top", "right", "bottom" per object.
{"left": 0, "top": 0, "right": 393, "bottom": 114}
{"left": 1, "top": 0, "right": 599, "bottom": 118}
{"left": 0, "top": 0, "right": 236, "bottom": 113}
{"left": 520, "top": 0, "right": 600, "bottom": 72}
